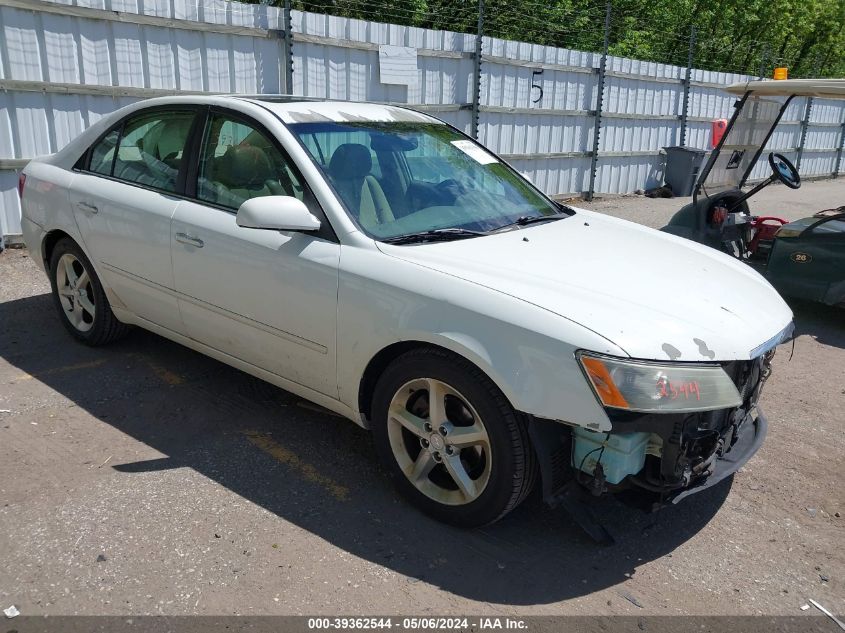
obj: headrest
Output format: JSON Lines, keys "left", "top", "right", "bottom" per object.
{"left": 217, "top": 144, "right": 275, "bottom": 188}
{"left": 148, "top": 117, "right": 192, "bottom": 160}
{"left": 328, "top": 144, "right": 372, "bottom": 181}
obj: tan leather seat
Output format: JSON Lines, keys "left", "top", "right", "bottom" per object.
{"left": 204, "top": 144, "right": 285, "bottom": 208}
{"left": 327, "top": 144, "right": 394, "bottom": 230}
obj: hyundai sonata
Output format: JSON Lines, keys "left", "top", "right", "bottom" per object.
{"left": 19, "top": 96, "right": 794, "bottom": 527}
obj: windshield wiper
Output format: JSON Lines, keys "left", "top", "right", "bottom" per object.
{"left": 491, "top": 214, "right": 567, "bottom": 233}
{"left": 381, "top": 228, "right": 488, "bottom": 245}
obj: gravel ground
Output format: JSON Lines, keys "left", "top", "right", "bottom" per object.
{"left": 0, "top": 179, "right": 843, "bottom": 619}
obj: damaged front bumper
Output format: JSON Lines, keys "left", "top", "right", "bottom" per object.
{"left": 529, "top": 351, "right": 775, "bottom": 508}
{"left": 667, "top": 406, "right": 766, "bottom": 503}
{"left": 572, "top": 401, "right": 768, "bottom": 504}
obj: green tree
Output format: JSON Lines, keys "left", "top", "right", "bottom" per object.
{"left": 258, "top": 0, "right": 845, "bottom": 77}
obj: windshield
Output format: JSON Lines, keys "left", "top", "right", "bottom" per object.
{"left": 288, "top": 121, "right": 562, "bottom": 240}
{"left": 697, "top": 94, "right": 788, "bottom": 201}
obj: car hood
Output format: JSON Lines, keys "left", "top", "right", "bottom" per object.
{"left": 378, "top": 209, "right": 793, "bottom": 361}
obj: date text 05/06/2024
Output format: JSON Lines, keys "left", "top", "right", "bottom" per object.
{"left": 307, "top": 617, "right": 528, "bottom": 630}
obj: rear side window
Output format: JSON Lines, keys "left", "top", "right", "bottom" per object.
{"left": 85, "top": 110, "right": 195, "bottom": 194}
{"left": 113, "top": 112, "right": 194, "bottom": 193}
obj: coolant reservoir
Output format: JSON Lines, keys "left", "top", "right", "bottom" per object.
{"left": 572, "top": 427, "right": 650, "bottom": 485}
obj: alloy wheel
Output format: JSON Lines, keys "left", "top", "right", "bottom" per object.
{"left": 55, "top": 253, "right": 96, "bottom": 332}
{"left": 387, "top": 378, "right": 492, "bottom": 506}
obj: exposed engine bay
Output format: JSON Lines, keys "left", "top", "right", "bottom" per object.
{"left": 573, "top": 350, "right": 774, "bottom": 501}
{"left": 527, "top": 350, "right": 776, "bottom": 515}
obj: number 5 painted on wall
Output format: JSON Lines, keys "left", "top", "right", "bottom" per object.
{"left": 531, "top": 69, "right": 544, "bottom": 104}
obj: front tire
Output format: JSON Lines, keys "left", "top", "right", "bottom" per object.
{"left": 371, "top": 348, "right": 535, "bottom": 527}
{"left": 49, "top": 238, "right": 130, "bottom": 346}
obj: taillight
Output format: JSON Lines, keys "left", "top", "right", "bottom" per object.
{"left": 17, "top": 172, "right": 26, "bottom": 200}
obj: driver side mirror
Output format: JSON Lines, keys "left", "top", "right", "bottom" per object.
{"left": 236, "top": 196, "right": 321, "bottom": 232}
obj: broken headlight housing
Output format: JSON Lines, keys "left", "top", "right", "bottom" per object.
{"left": 578, "top": 352, "right": 742, "bottom": 413}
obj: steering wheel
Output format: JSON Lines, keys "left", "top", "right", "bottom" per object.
{"left": 768, "top": 152, "right": 801, "bottom": 189}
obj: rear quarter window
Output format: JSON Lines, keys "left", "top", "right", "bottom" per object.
{"left": 88, "top": 129, "right": 119, "bottom": 176}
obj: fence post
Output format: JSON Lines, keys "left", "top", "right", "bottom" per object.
{"left": 585, "top": 0, "right": 610, "bottom": 201}
{"left": 796, "top": 96, "right": 813, "bottom": 171}
{"left": 679, "top": 25, "right": 696, "bottom": 147}
{"left": 834, "top": 116, "right": 845, "bottom": 178}
{"left": 470, "top": 0, "right": 484, "bottom": 140}
{"left": 283, "top": 0, "right": 294, "bottom": 94}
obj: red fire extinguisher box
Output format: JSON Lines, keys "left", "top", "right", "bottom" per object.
{"left": 711, "top": 119, "right": 728, "bottom": 148}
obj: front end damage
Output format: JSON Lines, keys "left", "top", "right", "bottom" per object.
{"left": 591, "top": 354, "right": 772, "bottom": 503}
{"left": 528, "top": 349, "right": 777, "bottom": 533}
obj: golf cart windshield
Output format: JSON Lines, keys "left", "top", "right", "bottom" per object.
{"left": 695, "top": 79, "right": 845, "bottom": 204}
{"left": 695, "top": 94, "right": 789, "bottom": 202}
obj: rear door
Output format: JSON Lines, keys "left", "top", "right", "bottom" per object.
{"left": 171, "top": 108, "right": 340, "bottom": 397}
{"left": 69, "top": 107, "right": 200, "bottom": 333}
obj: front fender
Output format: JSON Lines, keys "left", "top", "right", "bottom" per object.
{"left": 337, "top": 247, "right": 620, "bottom": 432}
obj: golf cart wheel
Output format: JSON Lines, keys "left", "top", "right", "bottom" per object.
{"left": 49, "top": 238, "right": 130, "bottom": 346}
{"left": 371, "top": 347, "right": 536, "bottom": 527}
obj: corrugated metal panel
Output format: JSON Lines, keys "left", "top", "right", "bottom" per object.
{"left": 3, "top": 0, "right": 845, "bottom": 236}
{"left": 292, "top": 11, "right": 473, "bottom": 105}
{"left": 799, "top": 152, "right": 838, "bottom": 176}
{"left": 505, "top": 156, "right": 590, "bottom": 197}
{"left": 596, "top": 155, "right": 664, "bottom": 194}
{"left": 809, "top": 98, "right": 844, "bottom": 124}
{"left": 480, "top": 36, "right": 598, "bottom": 193}
{"left": 0, "top": 171, "right": 19, "bottom": 237}
{"left": 0, "top": 0, "right": 286, "bottom": 235}
{"left": 480, "top": 111, "right": 592, "bottom": 156}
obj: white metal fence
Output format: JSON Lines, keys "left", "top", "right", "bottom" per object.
{"left": 2, "top": 0, "right": 844, "bottom": 237}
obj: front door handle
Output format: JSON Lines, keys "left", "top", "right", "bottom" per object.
{"left": 76, "top": 201, "right": 98, "bottom": 214}
{"left": 175, "top": 232, "right": 204, "bottom": 248}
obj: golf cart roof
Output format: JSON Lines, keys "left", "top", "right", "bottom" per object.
{"left": 725, "top": 79, "right": 845, "bottom": 99}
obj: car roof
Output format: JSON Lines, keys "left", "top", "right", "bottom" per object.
{"left": 236, "top": 96, "right": 442, "bottom": 125}
{"left": 724, "top": 79, "right": 845, "bottom": 99}
{"left": 100, "top": 94, "right": 444, "bottom": 125}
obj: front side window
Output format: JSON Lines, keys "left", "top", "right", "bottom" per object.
{"left": 197, "top": 114, "right": 305, "bottom": 210}
{"left": 109, "top": 111, "right": 195, "bottom": 193}
{"left": 289, "top": 122, "right": 560, "bottom": 239}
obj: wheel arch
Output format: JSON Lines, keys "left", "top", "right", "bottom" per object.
{"left": 42, "top": 229, "right": 75, "bottom": 269}
{"left": 357, "top": 336, "right": 520, "bottom": 426}
{"left": 40, "top": 229, "right": 127, "bottom": 314}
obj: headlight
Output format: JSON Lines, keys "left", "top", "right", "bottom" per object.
{"left": 578, "top": 352, "right": 742, "bottom": 413}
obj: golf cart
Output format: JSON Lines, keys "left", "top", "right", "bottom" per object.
{"left": 662, "top": 79, "right": 845, "bottom": 306}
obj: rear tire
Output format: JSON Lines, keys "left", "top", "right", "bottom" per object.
{"left": 371, "top": 347, "right": 535, "bottom": 527}
{"left": 48, "top": 238, "right": 130, "bottom": 346}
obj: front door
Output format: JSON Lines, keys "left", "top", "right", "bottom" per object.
{"left": 171, "top": 110, "right": 340, "bottom": 397}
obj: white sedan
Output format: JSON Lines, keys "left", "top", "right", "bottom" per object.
{"left": 19, "top": 96, "right": 794, "bottom": 527}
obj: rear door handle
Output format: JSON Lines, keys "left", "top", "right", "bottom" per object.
{"left": 175, "top": 232, "right": 204, "bottom": 248}
{"left": 76, "top": 201, "right": 98, "bottom": 214}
